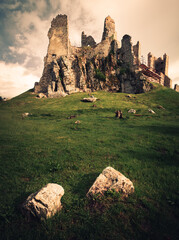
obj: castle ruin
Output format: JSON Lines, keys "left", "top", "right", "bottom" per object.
{"left": 34, "top": 14, "right": 172, "bottom": 97}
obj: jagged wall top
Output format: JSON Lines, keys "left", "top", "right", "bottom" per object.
{"left": 81, "top": 31, "right": 96, "bottom": 47}
{"left": 47, "top": 14, "right": 69, "bottom": 61}
{"left": 34, "top": 14, "right": 172, "bottom": 97}
{"left": 102, "top": 16, "right": 117, "bottom": 41}
{"left": 148, "top": 52, "right": 169, "bottom": 76}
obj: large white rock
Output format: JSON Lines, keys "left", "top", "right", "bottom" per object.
{"left": 87, "top": 167, "right": 134, "bottom": 198}
{"left": 22, "top": 183, "right": 64, "bottom": 220}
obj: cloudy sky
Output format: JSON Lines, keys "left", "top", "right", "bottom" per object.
{"left": 0, "top": 0, "right": 179, "bottom": 98}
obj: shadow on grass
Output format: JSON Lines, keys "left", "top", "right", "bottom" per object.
{"left": 135, "top": 124, "right": 179, "bottom": 136}
{"left": 72, "top": 172, "right": 99, "bottom": 198}
{"left": 120, "top": 146, "right": 179, "bottom": 168}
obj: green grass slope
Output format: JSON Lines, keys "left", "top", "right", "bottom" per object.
{"left": 0, "top": 85, "right": 179, "bottom": 240}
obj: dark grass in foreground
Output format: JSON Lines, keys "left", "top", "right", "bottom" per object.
{"left": 0, "top": 85, "right": 179, "bottom": 240}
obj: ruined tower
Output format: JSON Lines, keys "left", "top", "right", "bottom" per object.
{"left": 148, "top": 53, "right": 169, "bottom": 76}
{"left": 133, "top": 41, "right": 141, "bottom": 66}
{"left": 47, "top": 14, "right": 69, "bottom": 60}
{"left": 102, "top": 16, "right": 117, "bottom": 41}
{"left": 155, "top": 54, "right": 169, "bottom": 76}
{"left": 147, "top": 52, "right": 171, "bottom": 88}
{"left": 148, "top": 52, "right": 156, "bottom": 70}
{"left": 120, "top": 35, "right": 134, "bottom": 67}
{"left": 34, "top": 14, "right": 70, "bottom": 95}
{"left": 156, "top": 54, "right": 169, "bottom": 76}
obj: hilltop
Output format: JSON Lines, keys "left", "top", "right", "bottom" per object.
{"left": 0, "top": 84, "right": 179, "bottom": 239}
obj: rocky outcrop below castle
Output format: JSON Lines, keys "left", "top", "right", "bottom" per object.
{"left": 34, "top": 15, "right": 172, "bottom": 97}
{"left": 174, "top": 84, "right": 179, "bottom": 92}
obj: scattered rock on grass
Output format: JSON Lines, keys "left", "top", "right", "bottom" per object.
{"left": 22, "top": 183, "right": 64, "bottom": 221}
{"left": 81, "top": 97, "right": 98, "bottom": 102}
{"left": 115, "top": 110, "right": 123, "bottom": 119}
{"left": 87, "top": 167, "right": 134, "bottom": 198}
{"left": 128, "top": 109, "right": 136, "bottom": 114}
{"left": 148, "top": 109, "right": 156, "bottom": 114}
{"left": 75, "top": 120, "right": 81, "bottom": 124}
{"left": 22, "top": 113, "right": 30, "bottom": 118}
{"left": 67, "top": 115, "right": 76, "bottom": 119}
{"left": 36, "top": 93, "right": 47, "bottom": 98}
{"left": 157, "top": 105, "right": 165, "bottom": 110}
{"left": 126, "top": 95, "right": 131, "bottom": 98}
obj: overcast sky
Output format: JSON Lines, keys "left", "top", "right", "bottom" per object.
{"left": 0, "top": 0, "right": 179, "bottom": 98}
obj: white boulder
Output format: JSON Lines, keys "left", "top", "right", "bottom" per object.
{"left": 22, "top": 183, "right": 64, "bottom": 220}
{"left": 87, "top": 167, "right": 134, "bottom": 198}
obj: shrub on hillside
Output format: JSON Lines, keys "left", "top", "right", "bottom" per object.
{"left": 94, "top": 69, "right": 106, "bottom": 81}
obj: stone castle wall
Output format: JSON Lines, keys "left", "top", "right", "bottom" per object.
{"left": 133, "top": 41, "right": 141, "bottom": 66}
{"left": 118, "top": 35, "right": 135, "bottom": 67}
{"left": 155, "top": 54, "right": 168, "bottom": 76}
{"left": 34, "top": 14, "right": 172, "bottom": 97}
{"left": 81, "top": 32, "right": 96, "bottom": 47}
{"left": 148, "top": 52, "right": 156, "bottom": 70}
{"left": 147, "top": 52, "right": 171, "bottom": 87}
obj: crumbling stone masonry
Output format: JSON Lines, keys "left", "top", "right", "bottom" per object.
{"left": 81, "top": 32, "right": 96, "bottom": 47}
{"left": 34, "top": 14, "right": 172, "bottom": 97}
{"left": 102, "top": 15, "right": 117, "bottom": 41}
{"left": 147, "top": 53, "right": 171, "bottom": 88}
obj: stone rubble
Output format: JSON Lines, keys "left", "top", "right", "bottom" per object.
{"left": 148, "top": 109, "right": 156, "bottom": 114}
{"left": 157, "top": 105, "right": 165, "bottom": 110}
{"left": 67, "top": 115, "right": 76, "bottom": 119}
{"left": 128, "top": 109, "right": 136, "bottom": 114}
{"left": 87, "top": 167, "right": 134, "bottom": 198}
{"left": 75, "top": 120, "right": 81, "bottom": 124}
{"left": 81, "top": 97, "right": 98, "bottom": 102}
{"left": 21, "top": 168, "right": 136, "bottom": 220}
{"left": 115, "top": 110, "right": 123, "bottom": 118}
{"left": 36, "top": 93, "right": 47, "bottom": 98}
{"left": 22, "top": 113, "right": 30, "bottom": 118}
{"left": 22, "top": 183, "right": 64, "bottom": 221}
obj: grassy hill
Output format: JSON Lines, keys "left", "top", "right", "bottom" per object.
{"left": 0, "top": 85, "right": 179, "bottom": 240}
